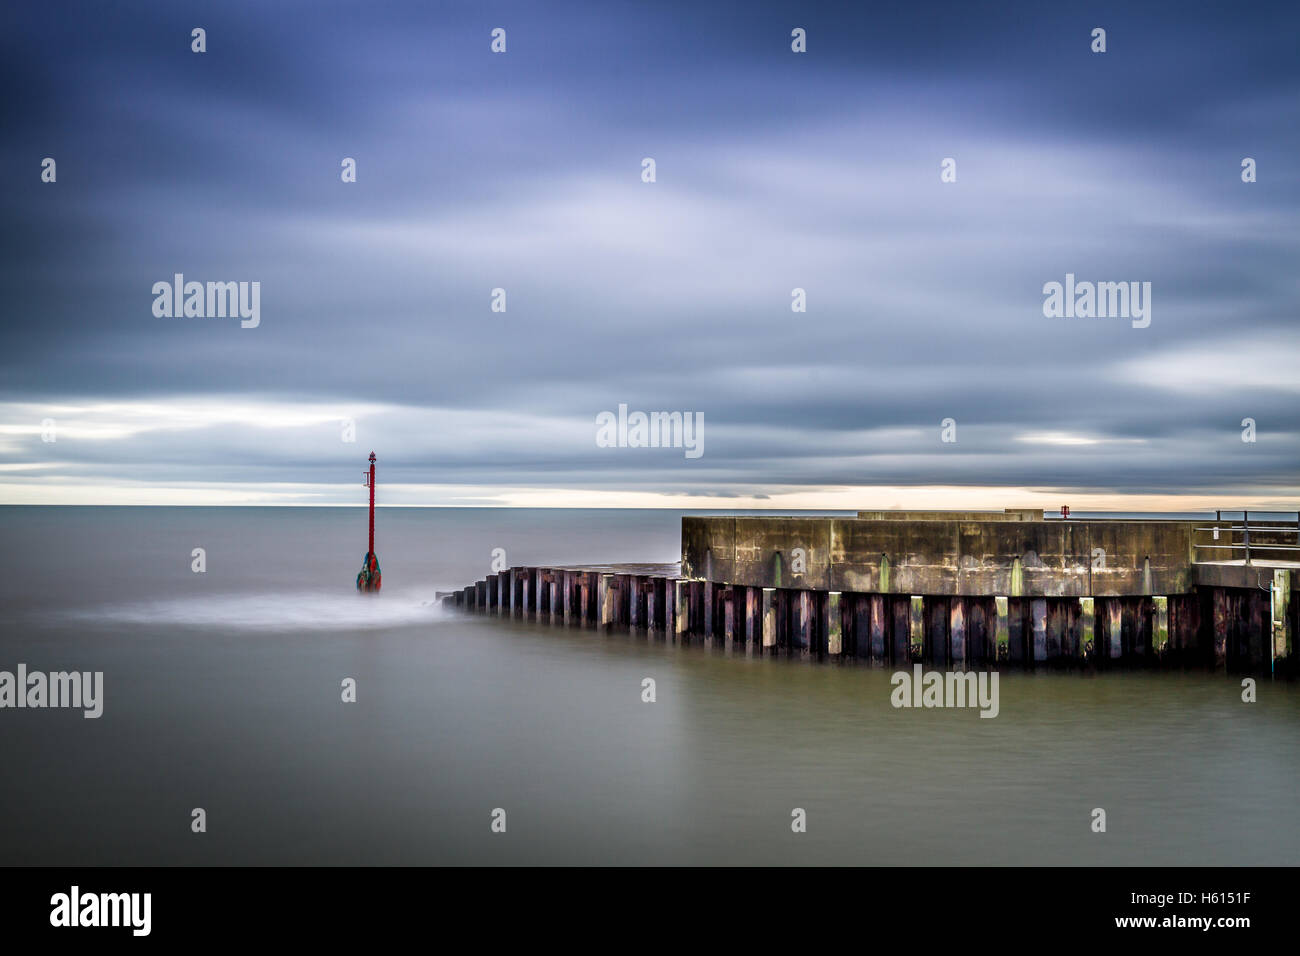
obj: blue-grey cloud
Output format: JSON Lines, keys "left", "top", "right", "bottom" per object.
{"left": 1, "top": 0, "right": 1297, "bottom": 504}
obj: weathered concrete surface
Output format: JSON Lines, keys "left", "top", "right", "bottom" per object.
{"left": 1194, "top": 560, "right": 1299, "bottom": 589}
{"left": 442, "top": 519, "right": 1296, "bottom": 674}
{"left": 683, "top": 512, "right": 1201, "bottom": 597}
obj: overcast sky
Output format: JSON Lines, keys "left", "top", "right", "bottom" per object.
{"left": 2, "top": 0, "right": 1297, "bottom": 509}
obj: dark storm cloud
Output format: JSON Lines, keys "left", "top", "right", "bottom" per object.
{"left": 1, "top": 0, "right": 1297, "bottom": 502}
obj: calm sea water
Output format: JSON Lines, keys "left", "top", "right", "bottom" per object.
{"left": 0, "top": 506, "right": 1296, "bottom": 865}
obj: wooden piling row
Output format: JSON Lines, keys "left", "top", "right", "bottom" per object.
{"left": 439, "top": 568, "right": 1286, "bottom": 672}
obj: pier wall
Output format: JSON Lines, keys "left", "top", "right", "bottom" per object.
{"left": 441, "top": 564, "right": 1296, "bottom": 674}
{"left": 681, "top": 515, "right": 1201, "bottom": 597}
{"left": 440, "top": 512, "right": 1297, "bottom": 674}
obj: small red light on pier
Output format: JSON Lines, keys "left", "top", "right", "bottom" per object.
{"left": 1061, "top": 505, "right": 1070, "bottom": 518}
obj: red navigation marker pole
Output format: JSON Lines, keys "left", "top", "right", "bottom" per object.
{"left": 356, "top": 451, "right": 382, "bottom": 592}
{"left": 368, "top": 451, "right": 376, "bottom": 556}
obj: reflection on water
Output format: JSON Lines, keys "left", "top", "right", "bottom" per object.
{"left": 4, "top": 611, "right": 1297, "bottom": 865}
{"left": 0, "top": 507, "right": 1296, "bottom": 865}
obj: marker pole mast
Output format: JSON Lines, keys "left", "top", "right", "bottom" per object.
{"left": 368, "top": 451, "right": 376, "bottom": 557}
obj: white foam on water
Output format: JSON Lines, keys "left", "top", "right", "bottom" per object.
{"left": 59, "top": 589, "right": 449, "bottom": 632}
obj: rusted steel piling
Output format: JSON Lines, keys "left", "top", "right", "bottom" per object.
{"left": 440, "top": 510, "right": 1299, "bottom": 675}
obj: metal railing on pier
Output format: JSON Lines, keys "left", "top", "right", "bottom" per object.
{"left": 1193, "top": 511, "right": 1300, "bottom": 564}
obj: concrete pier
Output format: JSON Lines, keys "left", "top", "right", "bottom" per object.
{"left": 440, "top": 510, "right": 1299, "bottom": 675}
